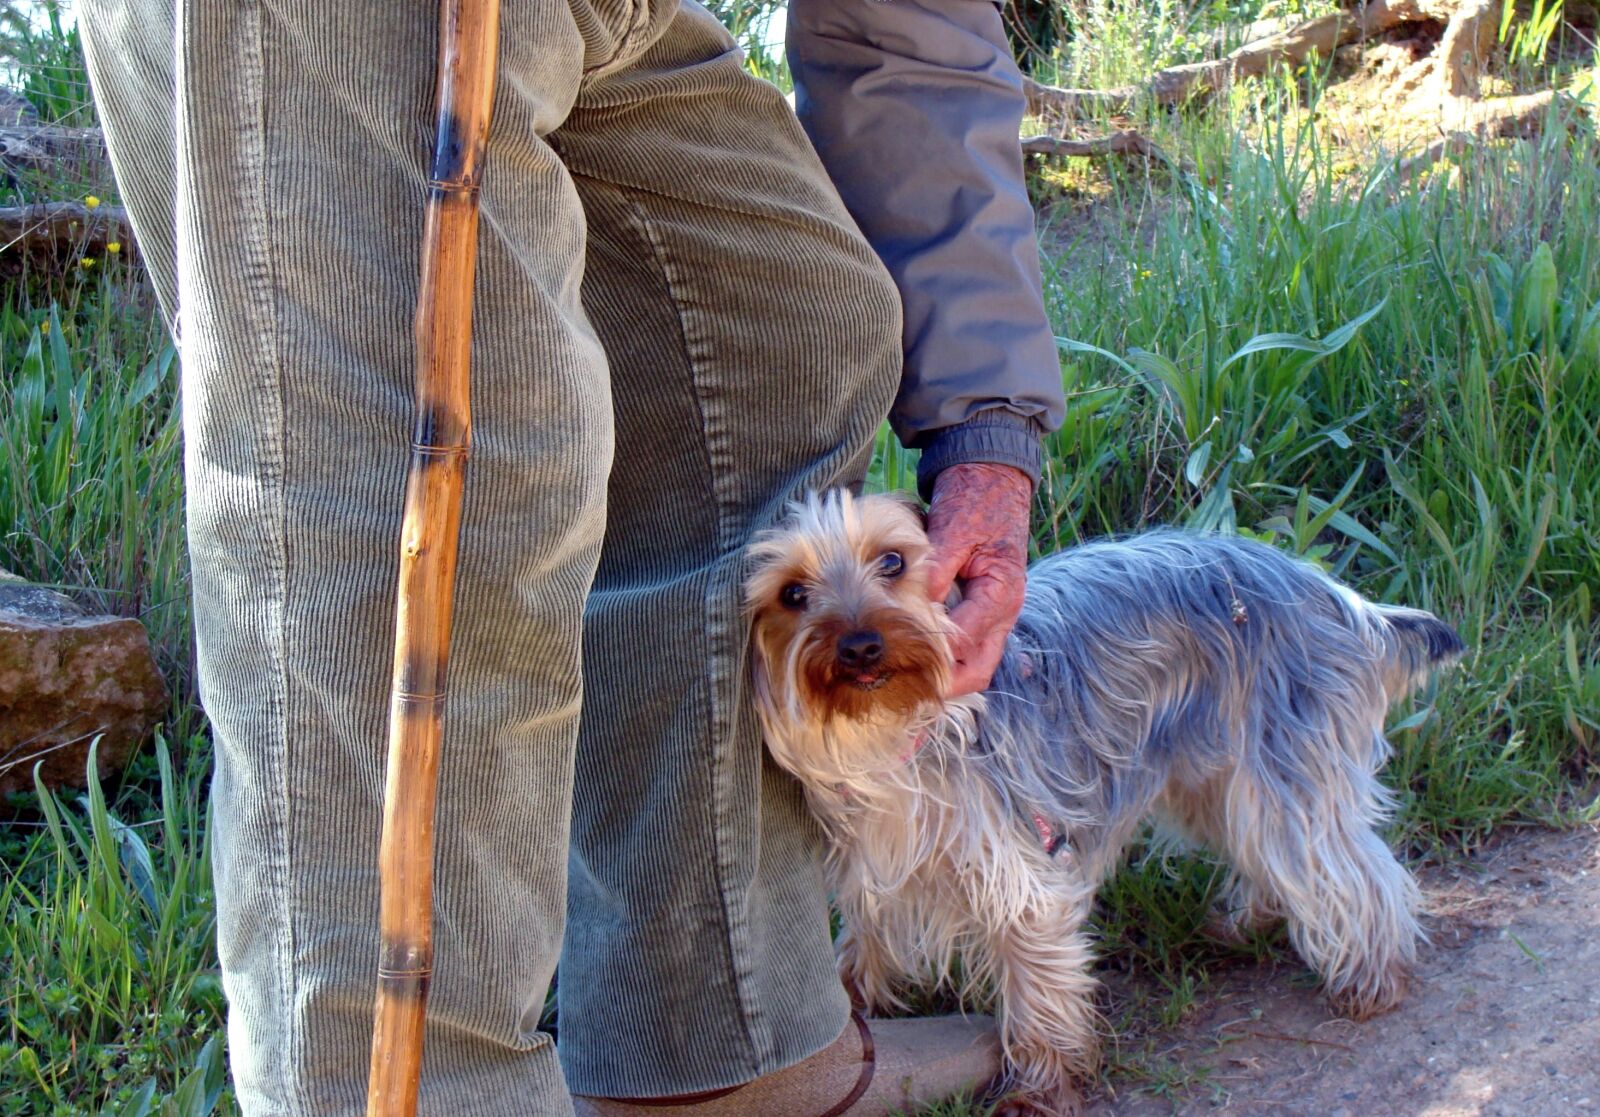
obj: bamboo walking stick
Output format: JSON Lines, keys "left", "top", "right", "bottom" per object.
{"left": 366, "top": 1, "right": 500, "bottom": 1113}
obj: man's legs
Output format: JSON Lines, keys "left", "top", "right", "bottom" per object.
{"left": 81, "top": 1, "right": 626, "bottom": 1112}
{"left": 552, "top": 2, "right": 904, "bottom": 1097}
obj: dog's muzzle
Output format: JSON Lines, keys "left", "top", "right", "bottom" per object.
{"left": 835, "top": 629, "right": 891, "bottom": 689}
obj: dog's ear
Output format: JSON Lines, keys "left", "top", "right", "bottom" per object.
{"left": 858, "top": 487, "right": 927, "bottom": 529}
{"left": 887, "top": 488, "right": 928, "bottom": 527}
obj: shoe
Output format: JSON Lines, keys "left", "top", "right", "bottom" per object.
{"left": 571, "top": 1011, "right": 1000, "bottom": 1117}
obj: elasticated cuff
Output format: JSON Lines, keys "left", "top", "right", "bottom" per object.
{"left": 914, "top": 408, "right": 1046, "bottom": 500}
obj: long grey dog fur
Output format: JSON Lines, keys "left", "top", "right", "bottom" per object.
{"left": 748, "top": 492, "right": 1465, "bottom": 1106}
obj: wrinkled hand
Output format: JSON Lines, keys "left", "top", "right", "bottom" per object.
{"left": 923, "top": 462, "right": 1032, "bottom": 697}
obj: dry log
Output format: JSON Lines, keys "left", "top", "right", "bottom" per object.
{"left": 1024, "top": 0, "right": 1584, "bottom": 185}
{"left": 1022, "top": 130, "right": 1181, "bottom": 166}
{"left": 0, "top": 124, "right": 110, "bottom": 181}
{"left": 1025, "top": 0, "right": 1453, "bottom": 117}
{"left": 0, "top": 88, "right": 39, "bottom": 127}
{"left": 1398, "top": 89, "right": 1568, "bottom": 176}
{"left": 0, "top": 202, "right": 134, "bottom": 257}
{"left": 1391, "top": 0, "right": 1583, "bottom": 178}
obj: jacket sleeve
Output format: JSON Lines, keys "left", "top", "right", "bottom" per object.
{"left": 787, "top": 0, "right": 1065, "bottom": 497}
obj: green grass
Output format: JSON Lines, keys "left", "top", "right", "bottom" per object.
{"left": 3, "top": 2, "right": 1599, "bottom": 1114}
{"left": 1, "top": 738, "right": 226, "bottom": 1117}
{"left": 1029, "top": 99, "right": 1600, "bottom": 854}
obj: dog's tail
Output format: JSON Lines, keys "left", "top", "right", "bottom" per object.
{"left": 1374, "top": 605, "right": 1466, "bottom": 699}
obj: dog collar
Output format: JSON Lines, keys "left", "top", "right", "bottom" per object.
{"left": 1031, "top": 813, "right": 1070, "bottom": 859}
{"left": 897, "top": 728, "right": 931, "bottom": 764}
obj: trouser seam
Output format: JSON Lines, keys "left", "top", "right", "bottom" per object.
{"left": 228, "top": 8, "right": 303, "bottom": 1113}
{"left": 599, "top": 180, "right": 770, "bottom": 1074}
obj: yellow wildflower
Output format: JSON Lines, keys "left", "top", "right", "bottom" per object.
{"left": 106, "top": 241, "right": 122, "bottom": 255}
{"left": 79, "top": 256, "right": 97, "bottom": 269}
{"left": 39, "top": 320, "right": 49, "bottom": 335}
{"left": 85, "top": 194, "right": 101, "bottom": 209}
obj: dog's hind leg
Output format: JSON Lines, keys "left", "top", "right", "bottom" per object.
{"left": 1157, "top": 780, "right": 1285, "bottom": 945}
{"left": 1210, "top": 748, "right": 1422, "bottom": 1019}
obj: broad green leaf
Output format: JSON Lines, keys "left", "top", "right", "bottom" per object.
{"left": 1218, "top": 331, "right": 1329, "bottom": 370}
{"left": 1188, "top": 463, "right": 1236, "bottom": 533}
{"left": 109, "top": 811, "right": 160, "bottom": 914}
{"left": 128, "top": 344, "right": 177, "bottom": 408}
{"left": 112, "top": 1078, "right": 158, "bottom": 1117}
{"left": 84, "top": 906, "right": 126, "bottom": 955}
{"left": 1516, "top": 242, "right": 1558, "bottom": 342}
{"left": 1388, "top": 707, "right": 1434, "bottom": 734}
{"left": 1218, "top": 300, "right": 1386, "bottom": 375}
{"left": 1184, "top": 441, "right": 1212, "bottom": 486}
{"left": 1385, "top": 452, "right": 1464, "bottom": 585}
{"left": 1127, "top": 348, "right": 1199, "bottom": 437}
{"left": 49, "top": 305, "right": 74, "bottom": 432}
{"left": 1506, "top": 476, "right": 1555, "bottom": 599}
{"left": 16, "top": 328, "right": 47, "bottom": 431}
{"left": 1303, "top": 466, "right": 1365, "bottom": 543}
{"left": 1055, "top": 335, "right": 1140, "bottom": 379}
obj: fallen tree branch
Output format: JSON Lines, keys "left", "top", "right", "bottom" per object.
{"left": 1216, "top": 1027, "right": 1358, "bottom": 1053}
{"left": 1389, "top": 0, "right": 1583, "bottom": 178}
{"left": 1022, "top": 0, "right": 1585, "bottom": 190}
{"left": 0, "top": 88, "right": 39, "bottom": 127}
{"left": 1022, "top": 130, "right": 1184, "bottom": 169}
{"left": 1398, "top": 90, "right": 1571, "bottom": 177}
{"left": 0, "top": 124, "right": 110, "bottom": 181}
{"left": 1025, "top": 0, "right": 1453, "bottom": 117}
{"left": 1454, "top": 88, "right": 1565, "bottom": 133}
{"left": 0, "top": 202, "right": 134, "bottom": 257}
{"left": 1396, "top": 131, "right": 1476, "bottom": 177}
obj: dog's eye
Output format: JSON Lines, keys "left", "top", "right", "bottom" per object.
{"left": 779, "top": 582, "right": 809, "bottom": 610}
{"left": 877, "top": 551, "right": 905, "bottom": 578}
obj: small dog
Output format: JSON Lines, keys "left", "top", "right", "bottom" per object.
{"left": 744, "top": 490, "right": 1463, "bottom": 1113}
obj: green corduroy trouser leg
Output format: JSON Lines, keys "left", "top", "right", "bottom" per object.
{"left": 81, "top": 1, "right": 901, "bottom": 1112}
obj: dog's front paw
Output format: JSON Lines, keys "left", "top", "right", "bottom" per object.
{"left": 983, "top": 1076, "right": 1085, "bottom": 1117}
{"left": 993, "top": 1034, "right": 1095, "bottom": 1117}
{"left": 985, "top": 1036, "right": 1100, "bottom": 1113}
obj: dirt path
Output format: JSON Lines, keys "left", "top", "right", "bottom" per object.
{"left": 1087, "top": 825, "right": 1600, "bottom": 1117}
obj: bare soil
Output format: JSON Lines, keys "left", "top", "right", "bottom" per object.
{"left": 1089, "top": 825, "right": 1600, "bottom": 1116}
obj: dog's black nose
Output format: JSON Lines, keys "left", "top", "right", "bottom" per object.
{"left": 836, "top": 630, "right": 884, "bottom": 670}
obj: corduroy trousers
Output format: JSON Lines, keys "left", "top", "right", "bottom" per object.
{"left": 80, "top": 1, "right": 902, "bottom": 1112}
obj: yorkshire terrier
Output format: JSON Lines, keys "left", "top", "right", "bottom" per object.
{"left": 744, "top": 490, "right": 1463, "bottom": 1114}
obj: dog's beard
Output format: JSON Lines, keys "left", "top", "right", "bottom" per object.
{"left": 794, "top": 613, "right": 950, "bottom": 725}
{"left": 753, "top": 618, "right": 951, "bottom": 790}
